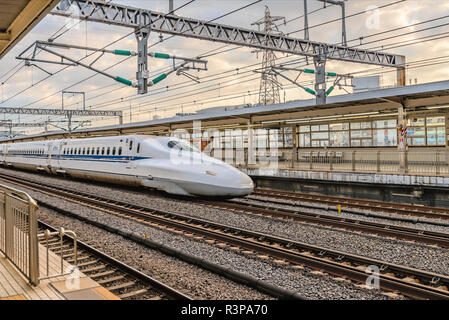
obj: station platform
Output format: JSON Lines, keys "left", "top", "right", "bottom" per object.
{"left": 0, "top": 242, "right": 119, "bottom": 300}
{"left": 242, "top": 165, "right": 449, "bottom": 208}
{"left": 242, "top": 166, "right": 449, "bottom": 187}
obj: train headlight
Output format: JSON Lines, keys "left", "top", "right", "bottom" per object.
{"left": 205, "top": 170, "right": 217, "bottom": 176}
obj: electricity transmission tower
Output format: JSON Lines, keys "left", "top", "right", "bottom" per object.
{"left": 252, "top": 7, "right": 285, "bottom": 106}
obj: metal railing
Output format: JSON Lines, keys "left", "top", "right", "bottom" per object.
{"left": 38, "top": 227, "right": 78, "bottom": 281}
{"left": 291, "top": 150, "right": 449, "bottom": 175}
{"left": 0, "top": 184, "right": 39, "bottom": 285}
{"left": 214, "top": 148, "right": 449, "bottom": 176}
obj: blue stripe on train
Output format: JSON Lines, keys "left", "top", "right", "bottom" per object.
{"left": 4, "top": 153, "right": 151, "bottom": 162}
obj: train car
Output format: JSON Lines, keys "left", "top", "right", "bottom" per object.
{"left": 0, "top": 135, "right": 254, "bottom": 197}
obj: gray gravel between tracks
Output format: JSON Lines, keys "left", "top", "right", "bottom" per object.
{"left": 244, "top": 195, "right": 449, "bottom": 233}
{"left": 2, "top": 168, "right": 446, "bottom": 277}
{"left": 0, "top": 171, "right": 398, "bottom": 300}
{"left": 37, "top": 206, "right": 271, "bottom": 300}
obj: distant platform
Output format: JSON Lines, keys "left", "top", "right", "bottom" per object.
{"left": 243, "top": 167, "right": 449, "bottom": 188}
{"left": 0, "top": 242, "right": 119, "bottom": 300}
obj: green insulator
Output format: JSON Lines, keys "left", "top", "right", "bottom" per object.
{"left": 304, "top": 69, "right": 315, "bottom": 74}
{"left": 154, "top": 52, "right": 170, "bottom": 59}
{"left": 326, "top": 72, "right": 337, "bottom": 77}
{"left": 114, "top": 50, "right": 132, "bottom": 56}
{"left": 115, "top": 76, "right": 133, "bottom": 86}
{"left": 305, "top": 88, "right": 316, "bottom": 95}
{"left": 326, "top": 86, "right": 335, "bottom": 96}
{"left": 152, "top": 73, "right": 167, "bottom": 85}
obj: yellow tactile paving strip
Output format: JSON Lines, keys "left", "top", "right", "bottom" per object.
{"left": 0, "top": 294, "right": 27, "bottom": 300}
{"left": 50, "top": 277, "right": 120, "bottom": 300}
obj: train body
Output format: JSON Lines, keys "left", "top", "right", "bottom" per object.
{"left": 0, "top": 135, "right": 254, "bottom": 197}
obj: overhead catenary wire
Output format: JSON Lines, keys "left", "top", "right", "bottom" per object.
{"left": 8, "top": 0, "right": 261, "bottom": 115}
{"left": 5, "top": 0, "right": 448, "bottom": 132}
{"left": 12, "top": 0, "right": 411, "bottom": 110}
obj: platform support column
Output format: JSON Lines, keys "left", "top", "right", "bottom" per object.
{"left": 445, "top": 116, "right": 449, "bottom": 168}
{"left": 247, "top": 119, "right": 255, "bottom": 166}
{"left": 291, "top": 124, "right": 297, "bottom": 168}
{"left": 398, "top": 104, "right": 408, "bottom": 173}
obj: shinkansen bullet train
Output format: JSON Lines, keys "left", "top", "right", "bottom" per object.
{"left": 0, "top": 135, "right": 254, "bottom": 197}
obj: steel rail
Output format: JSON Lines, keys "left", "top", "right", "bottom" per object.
{"left": 37, "top": 220, "right": 191, "bottom": 300}
{"left": 197, "top": 198, "right": 449, "bottom": 249}
{"left": 252, "top": 189, "right": 449, "bottom": 221}
{"left": 0, "top": 173, "right": 447, "bottom": 299}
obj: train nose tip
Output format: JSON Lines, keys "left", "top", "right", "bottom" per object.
{"left": 231, "top": 171, "right": 254, "bottom": 196}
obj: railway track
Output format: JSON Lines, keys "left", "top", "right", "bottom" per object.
{"left": 195, "top": 198, "right": 449, "bottom": 249}
{"left": 37, "top": 220, "right": 191, "bottom": 300}
{"left": 251, "top": 189, "right": 449, "bottom": 221}
{"left": 1, "top": 173, "right": 449, "bottom": 299}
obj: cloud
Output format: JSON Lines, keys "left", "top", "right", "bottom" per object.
{"left": 1, "top": 0, "right": 449, "bottom": 133}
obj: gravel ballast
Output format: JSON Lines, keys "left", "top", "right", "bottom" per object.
{"left": 0, "top": 170, "right": 399, "bottom": 299}
{"left": 2, "top": 167, "right": 446, "bottom": 277}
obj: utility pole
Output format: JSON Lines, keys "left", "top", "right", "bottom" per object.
{"left": 317, "top": 0, "right": 347, "bottom": 46}
{"left": 252, "top": 6, "right": 285, "bottom": 106}
{"left": 303, "top": 0, "right": 309, "bottom": 41}
{"left": 314, "top": 45, "right": 328, "bottom": 105}
{"left": 135, "top": 22, "right": 151, "bottom": 94}
{"left": 169, "top": 0, "right": 173, "bottom": 12}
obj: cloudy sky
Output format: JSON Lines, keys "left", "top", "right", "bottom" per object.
{"left": 1, "top": 0, "right": 449, "bottom": 135}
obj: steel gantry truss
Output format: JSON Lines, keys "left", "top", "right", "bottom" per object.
{"left": 0, "top": 107, "right": 122, "bottom": 134}
{"left": 49, "top": 0, "right": 406, "bottom": 105}
{"left": 0, "top": 119, "right": 90, "bottom": 138}
{"left": 50, "top": 0, "right": 404, "bottom": 67}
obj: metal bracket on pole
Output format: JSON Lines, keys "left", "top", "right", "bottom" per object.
{"left": 135, "top": 18, "right": 151, "bottom": 95}
{"left": 314, "top": 46, "right": 327, "bottom": 105}
{"left": 62, "top": 91, "right": 86, "bottom": 110}
{"left": 317, "top": 0, "right": 347, "bottom": 46}
{"left": 67, "top": 112, "right": 72, "bottom": 134}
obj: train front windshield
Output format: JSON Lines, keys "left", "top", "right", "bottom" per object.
{"left": 167, "top": 140, "right": 200, "bottom": 153}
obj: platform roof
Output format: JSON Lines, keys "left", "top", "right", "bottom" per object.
{"left": 0, "top": 0, "right": 59, "bottom": 60}
{"left": 3, "top": 79, "right": 449, "bottom": 143}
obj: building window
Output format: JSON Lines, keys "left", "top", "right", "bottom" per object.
{"left": 407, "top": 116, "right": 445, "bottom": 146}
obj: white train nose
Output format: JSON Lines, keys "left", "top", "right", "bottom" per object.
{"left": 169, "top": 163, "right": 254, "bottom": 197}
{"left": 203, "top": 164, "right": 254, "bottom": 197}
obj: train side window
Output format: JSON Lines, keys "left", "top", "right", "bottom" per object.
{"left": 136, "top": 143, "right": 140, "bottom": 153}
{"left": 101, "top": 147, "right": 105, "bottom": 155}
{"left": 97, "top": 147, "right": 100, "bottom": 155}
{"left": 112, "top": 147, "right": 116, "bottom": 155}
{"left": 82, "top": 148, "right": 85, "bottom": 155}
{"left": 107, "top": 147, "right": 110, "bottom": 155}
{"left": 86, "top": 148, "right": 89, "bottom": 155}
{"left": 129, "top": 140, "right": 133, "bottom": 151}
{"left": 118, "top": 147, "right": 122, "bottom": 156}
